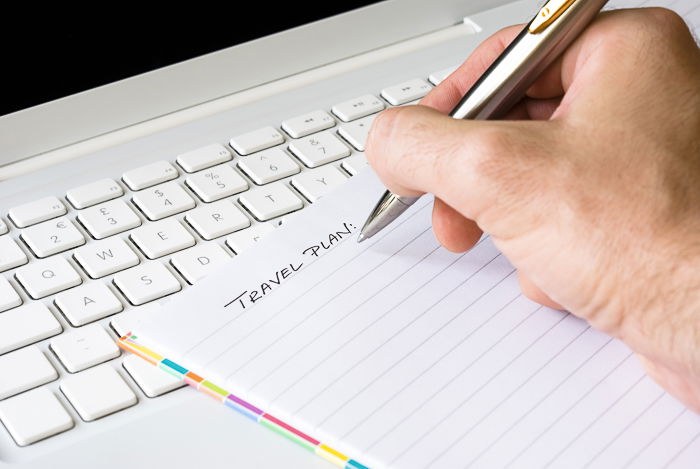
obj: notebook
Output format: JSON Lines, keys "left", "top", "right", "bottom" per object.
{"left": 118, "top": 167, "right": 700, "bottom": 468}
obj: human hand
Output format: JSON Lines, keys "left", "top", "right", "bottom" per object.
{"left": 365, "top": 8, "right": 700, "bottom": 411}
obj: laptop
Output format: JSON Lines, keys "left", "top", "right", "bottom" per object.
{"left": 0, "top": 0, "right": 694, "bottom": 467}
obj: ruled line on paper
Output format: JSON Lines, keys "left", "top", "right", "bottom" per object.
{"left": 622, "top": 408, "right": 688, "bottom": 468}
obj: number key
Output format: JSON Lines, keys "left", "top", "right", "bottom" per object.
{"left": 77, "top": 200, "right": 141, "bottom": 239}
{"left": 20, "top": 217, "right": 85, "bottom": 258}
{"left": 288, "top": 131, "right": 350, "bottom": 168}
{"left": 185, "top": 164, "right": 248, "bottom": 202}
{"left": 237, "top": 147, "right": 300, "bottom": 185}
{"left": 132, "top": 182, "right": 195, "bottom": 221}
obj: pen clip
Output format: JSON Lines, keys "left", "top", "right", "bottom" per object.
{"left": 529, "top": 0, "right": 577, "bottom": 33}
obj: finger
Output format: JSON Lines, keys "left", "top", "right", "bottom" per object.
{"left": 432, "top": 198, "right": 483, "bottom": 252}
{"left": 517, "top": 271, "right": 564, "bottom": 310}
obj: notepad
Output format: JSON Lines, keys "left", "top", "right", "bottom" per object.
{"left": 120, "top": 165, "right": 700, "bottom": 468}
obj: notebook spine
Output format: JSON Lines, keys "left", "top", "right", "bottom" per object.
{"left": 117, "top": 334, "right": 369, "bottom": 469}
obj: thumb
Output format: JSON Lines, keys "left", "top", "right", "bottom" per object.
{"left": 365, "top": 104, "right": 558, "bottom": 224}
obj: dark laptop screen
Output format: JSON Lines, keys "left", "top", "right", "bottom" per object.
{"left": 2, "top": 3, "right": 379, "bottom": 117}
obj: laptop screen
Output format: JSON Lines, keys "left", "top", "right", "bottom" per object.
{"left": 2, "top": 3, "right": 379, "bottom": 117}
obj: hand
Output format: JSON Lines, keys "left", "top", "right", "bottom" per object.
{"left": 366, "top": 8, "right": 700, "bottom": 411}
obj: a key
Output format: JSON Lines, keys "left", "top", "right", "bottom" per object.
{"left": 176, "top": 143, "right": 232, "bottom": 173}
{"left": 60, "top": 365, "right": 137, "bottom": 421}
{"left": 185, "top": 164, "right": 248, "bottom": 202}
{"left": 428, "top": 65, "right": 458, "bottom": 85}
{"left": 132, "top": 182, "right": 196, "bottom": 221}
{"left": 113, "top": 262, "right": 181, "bottom": 305}
{"left": 15, "top": 256, "right": 82, "bottom": 299}
{"left": 0, "top": 387, "right": 73, "bottom": 446}
{"left": 0, "top": 236, "right": 28, "bottom": 272}
{"left": 20, "top": 217, "right": 86, "bottom": 258}
{"left": 0, "top": 218, "right": 8, "bottom": 234}
{"left": 229, "top": 126, "right": 285, "bottom": 156}
{"left": 66, "top": 179, "right": 123, "bottom": 209}
{"left": 0, "top": 275, "right": 22, "bottom": 313}
{"left": 0, "top": 346, "right": 58, "bottom": 400}
{"left": 122, "top": 354, "right": 184, "bottom": 397}
{"left": 337, "top": 114, "right": 375, "bottom": 152}
{"left": 50, "top": 324, "right": 121, "bottom": 373}
{"left": 381, "top": 78, "right": 432, "bottom": 105}
{"left": 0, "top": 303, "right": 62, "bottom": 355}
{"left": 54, "top": 282, "right": 123, "bottom": 326}
{"left": 122, "top": 160, "right": 179, "bottom": 191}
{"left": 185, "top": 199, "right": 251, "bottom": 240}
{"left": 225, "top": 223, "right": 275, "bottom": 254}
{"left": 73, "top": 237, "right": 140, "bottom": 279}
{"left": 288, "top": 131, "right": 350, "bottom": 168}
{"left": 331, "top": 94, "right": 385, "bottom": 122}
{"left": 170, "top": 243, "right": 231, "bottom": 284}
{"left": 130, "top": 218, "right": 195, "bottom": 259}
{"left": 341, "top": 153, "right": 369, "bottom": 176}
{"left": 77, "top": 199, "right": 142, "bottom": 239}
{"left": 8, "top": 196, "right": 66, "bottom": 228}
{"left": 281, "top": 110, "right": 335, "bottom": 138}
{"left": 237, "top": 147, "right": 300, "bottom": 185}
{"left": 291, "top": 166, "right": 348, "bottom": 203}
{"left": 238, "top": 183, "right": 303, "bottom": 221}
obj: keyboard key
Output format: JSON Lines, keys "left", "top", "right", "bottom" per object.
{"left": 77, "top": 199, "right": 142, "bottom": 239}
{"left": 185, "top": 199, "right": 250, "bottom": 240}
{"left": 132, "top": 182, "right": 196, "bottom": 221}
{"left": 0, "top": 275, "right": 22, "bottom": 313}
{"left": 237, "top": 147, "right": 300, "bottom": 185}
{"left": 122, "top": 354, "right": 184, "bottom": 397}
{"left": 0, "top": 387, "right": 73, "bottom": 446}
{"left": 281, "top": 110, "right": 335, "bottom": 138}
{"left": 66, "top": 179, "right": 123, "bottom": 209}
{"left": 170, "top": 243, "right": 231, "bottom": 284}
{"left": 0, "top": 346, "right": 58, "bottom": 400}
{"left": 130, "top": 218, "right": 195, "bottom": 259}
{"left": 122, "top": 160, "right": 179, "bottom": 191}
{"left": 428, "top": 65, "right": 458, "bottom": 85}
{"left": 0, "top": 218, "right": 8, "bottom": 234}
{"left": 21, "top": 217, "right": 86, "bottom": 258}
{"left": 185, "top": 164, "right": 248, "bottom": 202}
{"left": 60, "top": 365, "right": 137, "bottom": 421}
{"left": 176, "top": 143, "right": 232, "bottom": 173}
{"left": 0, "top": 303, "right": 62, "bottom": 355}
{"left": 8, "top": 196, "right": 66, "bottom": 229}
{"left": 110, "top": 308, "right": 143, "bottom": 337}
{"left": 338, "top": 114, "right": 375, "bottom": 152}
{"left": 229, "top": 126, "right": 285, "bottom": 156}
{"left": 288, "top": 131, "right": 350, "bottom": 168}
{"left": 15, "top": 257, "right": 82, "bottom": 299}
{"left": 73, "top": 238, "right": 140, "bottom": 279}
{"left": 0, "top": 236, "right": 28, "bottom": 272}
{"left": 113, "top": 263, "right": 181, "bottom": 305}
{"left": 54, "top": 283, "right": 123, "bottom": 326}
{"left": 381, "top": 78, "right": 432, "bottom": 105}
{"left": 291, "top": 166, "right": 348, "bottom": 203}
{"left": 332, "top": 94, "right": 385, "bottom": 122}
{"left": 225, "top": 223, "right": 275, "bottom": 254}
{"left": 51, "top": 325, "right": 120, "bottom": 373}
{"left": 341, "top": 153, "right": 369, "bottom": 176}
{"left": 239, "top": 183, "right": 303, "bottom": 221}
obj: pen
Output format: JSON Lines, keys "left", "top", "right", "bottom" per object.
{"left": 358, "top": 0, "right": 609, "bottom": 243}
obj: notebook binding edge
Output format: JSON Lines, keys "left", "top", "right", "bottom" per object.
{"left": 117, "top": 334, "right": 370, "bottom": 469}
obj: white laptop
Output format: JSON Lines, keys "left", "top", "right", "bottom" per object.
{"left": 0, "top": 1, "right": 696, "bottom": 468}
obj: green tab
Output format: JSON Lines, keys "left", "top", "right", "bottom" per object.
{"left": 201, "top": 380, "right": 228, "bottom": 397}
{"left": 259, "top": 419, "right": 316, "bottom": 452}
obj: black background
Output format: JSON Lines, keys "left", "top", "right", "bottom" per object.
{"left": 1, "top": 3, "right": 379, "bottom": 116}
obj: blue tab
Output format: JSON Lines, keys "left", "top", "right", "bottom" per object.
{"left": 161, "top": 358, "right": 188, "bottom": 375}
{"left": 346, "top": 460, "right": 370, "bottom": 469}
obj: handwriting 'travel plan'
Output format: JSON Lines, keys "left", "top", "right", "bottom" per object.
{"left": 124, "top": 167, "right": 700, "bottom": 468}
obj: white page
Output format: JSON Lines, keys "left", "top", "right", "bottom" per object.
{"left": 131, "top": 167, "right": 700, "bottom": 468}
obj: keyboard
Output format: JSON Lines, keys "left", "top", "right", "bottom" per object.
{"left": 0, "top": 66, "right": 457, "bottom": 447}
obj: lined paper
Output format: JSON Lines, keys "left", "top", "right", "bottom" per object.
{"left": 132, "top": 169, "right": 700, "bottom": 468}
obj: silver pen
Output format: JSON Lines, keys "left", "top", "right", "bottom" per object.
{"left": 358, "top": 0, "right": 609, "bottom": 243}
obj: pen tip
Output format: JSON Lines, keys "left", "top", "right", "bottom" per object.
{"left": 357, "top": 233, "right": 367, "bottom": 244}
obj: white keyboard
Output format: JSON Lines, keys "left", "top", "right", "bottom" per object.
{"left": 0, "top": 70, "right": 454, "bottom": 448}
